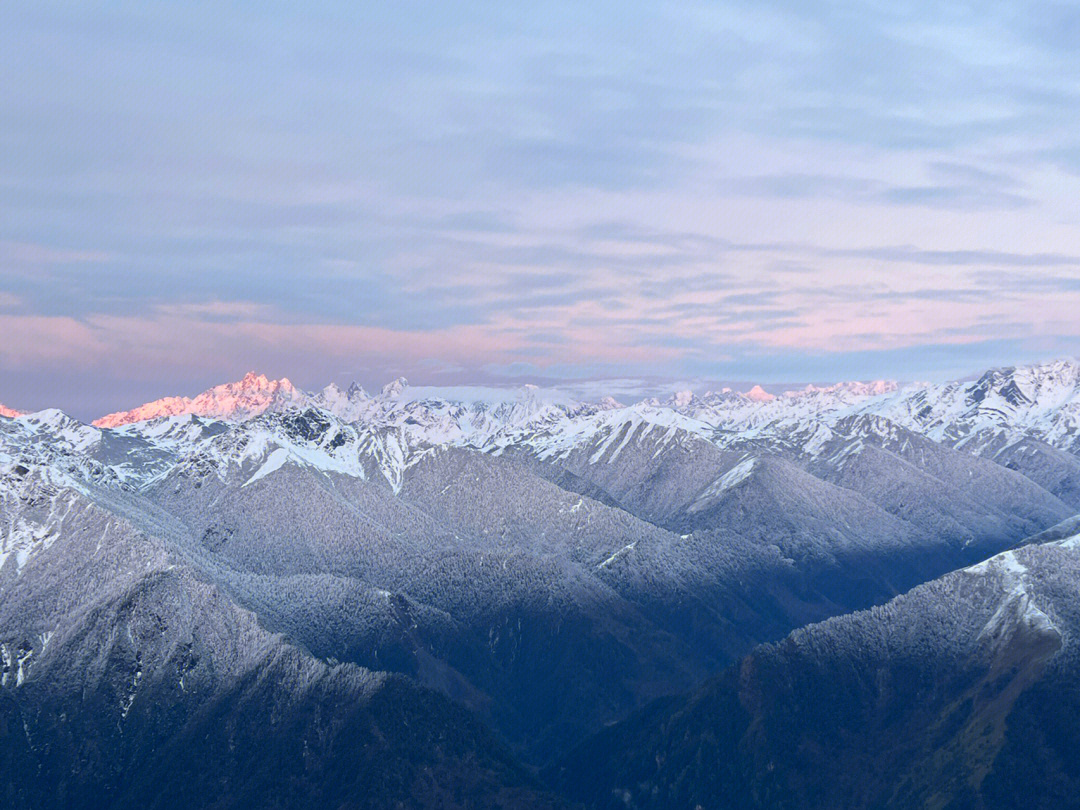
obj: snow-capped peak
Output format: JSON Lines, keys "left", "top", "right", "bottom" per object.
{"left": 92, "top": 372, "right": 304, "bottom": 428}
{"left": 381, "top": 377, "right": 409, "bottom": 398}
{"left": 311, "top": 381, "right": 372, "bottom": 421}
{"left": 0, "top": 402, "right": 24, "bottom": 419}
{"left": 318, "top": 381, "right": 369, "bottom": 404}
{"left": 784, "top": 380, "right": 898, "bottom": 398}
{"left": 2, "top": 410, "right": 103, "bottom": 470}
{"left": 865, "top": 357, "right": 1080, "bottom": 451}
{"left": 671, "top": 390, "right": 695, "bottom": 408}
{"left": 743, "top": 384, "right": 776, "bottom": 402}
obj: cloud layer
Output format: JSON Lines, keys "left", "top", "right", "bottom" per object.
{"left": 3, "top": 2, "right": 1080, "bottom": 415}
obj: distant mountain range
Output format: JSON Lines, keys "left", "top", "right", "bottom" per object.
{"left": 3, "top": 358, "right": 1080, "bottom": 808}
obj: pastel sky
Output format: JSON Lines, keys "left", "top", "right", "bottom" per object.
{"left": 4, "top": 1, "right": 1080, "bottom": 417}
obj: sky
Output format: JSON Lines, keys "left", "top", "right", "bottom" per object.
{"left": 3, "top": 1, "right": 1080, "bottom": 417}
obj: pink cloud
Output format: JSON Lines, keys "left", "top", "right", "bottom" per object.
{"left": 0, "top": 240, "right": 112, "bottom": 266}
{"left": 0, "top": 303, "right": 680, "bottom": 382}
{"left": 3, "top": 270, "right": 1080, "bottom": 383}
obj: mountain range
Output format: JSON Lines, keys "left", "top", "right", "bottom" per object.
{"left": 4, "top": 358, "right": 1080, "bottom": 808}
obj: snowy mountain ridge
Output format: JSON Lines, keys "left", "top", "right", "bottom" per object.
{"left": 5, "top": 358, "right": 1080, "bottom": 500}
{"left": 865, "top": 358, "right": 1080, "bottom": 454}
{"left": 92, "top": 371, "right": 306, "bottom": 427}
{"left": 84, "top": 371, "right": 903, "bottom": 433}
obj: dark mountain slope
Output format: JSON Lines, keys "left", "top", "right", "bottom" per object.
{"left": 549, "top": 538, "right": 1080, "bottom": 810}
{"left": 0, "top": 476, "right": 565, "bottom": 810}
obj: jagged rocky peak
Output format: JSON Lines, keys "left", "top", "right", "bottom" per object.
{"left": 786, "top": 379, "right": 899, "bottom": 398}
{"left": 318, "top": 380, "right": 368, "bottom": 403}
{"left": 216, "top": 371, "right": 299, "bottom": 402}
{"left": 700, "top": 387, "right": 737, "bottom": 401}
{"left": 239, "top": 370, "right": 280, "bottom": 389}
{"left": 309, "top": 380, "right": 372, "bottom": 421}
{"left": 968, "top": 359, "right": 1080, "bottom": 407}
{"left": 671, "top": 389, "right": 695, "bottom": 408}
{"left": 92, "top": 371, "right": 304, "bottom": 428}
{"left": 641, "top": 390, "right": 698, "bottom": 409}
{"left": 319, "top": 381, "right": 344, "bottom": 398}
{"left": 868, "top": 357, "right": 1080, "bottom": 452}
{"left": 381, "top": 376, "right": 409, "bottom": 398}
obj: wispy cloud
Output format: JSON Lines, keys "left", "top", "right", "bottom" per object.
{"left": 0, "top": 240, "right": 111, "bottom": 268}
{"left": 3, "top": 1, "right": 1080, "bottom": 412}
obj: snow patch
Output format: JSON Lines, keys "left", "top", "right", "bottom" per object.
{"left": 597, "top": 540, "right": 637, "bottom": 569}
{"left": 243, "top": 447, "right": 290, "bottom": 486}
{"left": 1053, "top": 532, "right": 1080, "bottom": 551}
{"left": 966, "top": 548, "right": 1059, "bottom": 647}
{"left": 687, "top": 457, "right": 756, "bottom": 513}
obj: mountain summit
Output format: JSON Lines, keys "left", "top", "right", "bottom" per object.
{"left": 381, "top": 376, "right": 409, "bottom": 398}
{"left": 92, "top": 371, "right": 303, "bottom": 427}
{"left": 743, "top": 384, "right": 776, "bottom": 402}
